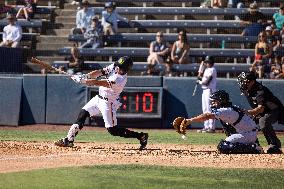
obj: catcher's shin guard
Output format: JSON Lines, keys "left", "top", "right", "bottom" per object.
{"left": 217, "top": 140, "right": 262, "bottom": 154}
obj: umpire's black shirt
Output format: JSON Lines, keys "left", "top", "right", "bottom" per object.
{"left": 246, "top": 82, "right": 282, "bottom": 116}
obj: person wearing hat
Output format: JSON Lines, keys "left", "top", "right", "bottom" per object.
{"left": 80, "top": 16, "right": 103, "bottom": 49}
{"left": 0, "top": 14, "right": 22, "bottom": 48}
{"left": 240, "top": 2, "right": 266, "bottom": 36}
{"left": 265, "top": 25, "right": 278, "bottom": 48}
{"left": 273, "top": 5, "right": 284, "bottom": 31}
{"left": 101, "top": 2, "right": 133, "bottom": 35}
{"left": 54, "top": 56, "right": 149, "bottom": 151}
{"left": 237, "top": 71, "right": 283, "bottom": 154}
{"left": 72, "top": 0, "right": 94, "bottom": 35}
{"left": 196, "top": 55, "right": 217, "bottom": 133}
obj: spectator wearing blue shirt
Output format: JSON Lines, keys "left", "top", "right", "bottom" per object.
{"left": 80, "top": 16, "right": 103, "bottom": 49}
{"left": 273, "top": 5, "right": 284, "bottom": 31}
{"left": 101, "top": 2, "right": 133, "bottom": 35}
{"left": 72, "top": 0, "right": 94, "bottom": 35}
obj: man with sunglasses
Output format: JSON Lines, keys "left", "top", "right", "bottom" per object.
{"left": 54, "top": 56, "right": 149, "bottom": 150}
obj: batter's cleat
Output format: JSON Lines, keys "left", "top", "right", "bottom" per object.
{"left": 139, "top": 133, "right": 148, "bottom": 150}
{"left": 54, "top": 137, "right": 74, "bottom": 147}
{"left": 267, "top": 145, "right": 283, "bottom": 154}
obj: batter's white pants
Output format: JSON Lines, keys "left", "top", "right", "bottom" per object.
{"left": 82, "top": 95, "right": 121, "bottom": 128}
{"left": 202, "top": 88, "right": 215, "bottom": 130}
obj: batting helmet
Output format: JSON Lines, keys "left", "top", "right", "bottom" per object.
{"left": 114, "top": 56, "right": 133, "bottom": 73}
{"left": 237, "top": 71, "right": 257, "bottom": 91}
{"left": 209, "top": 90, "right": 231, "bottom": 109}
{"left": 204, "top": 56, "right": 214, "bottom": 65}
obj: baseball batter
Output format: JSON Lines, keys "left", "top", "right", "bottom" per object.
{"left": 196, "top": 56, "right": 217, "bottom": 133}
{"left": 173, "top": 90, "right": 263, "bottom": 154}
{"left": 54, "top": 56, "right": 149, "bottom": 150}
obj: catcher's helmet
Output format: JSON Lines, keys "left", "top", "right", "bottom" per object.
{"left": 204, "top": 56, "right": 214, "bottom": 65}
{"left": 114, "top": 56, "right": 133, "bottom": 73}
{"left": 209, "top": 90, "right": 231, "bottom": 109}
{"left": 237, "top": 71, "right": 257, "bottom": 91}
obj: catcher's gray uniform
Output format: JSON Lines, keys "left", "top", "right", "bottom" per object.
{"left": 213, "top": 107, "right": 258, "bottom": 144}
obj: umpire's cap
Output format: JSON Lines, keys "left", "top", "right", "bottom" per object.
{"left": 204, "top": 55, "right": 214, "bottom": 65}
{"left": 114, "top": 56, "right": 133, "bottom": 73}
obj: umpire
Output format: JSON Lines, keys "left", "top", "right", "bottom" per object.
{"left": 237, "top": 71, "right": 283, "bottom": 154}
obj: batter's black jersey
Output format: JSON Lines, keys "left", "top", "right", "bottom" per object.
{"left": 245, "top": 82, "right": 283, "bottom": 114}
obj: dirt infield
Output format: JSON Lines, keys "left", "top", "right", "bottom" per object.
{"left": 0, "top": 125, "right": 284, "bottom": 173}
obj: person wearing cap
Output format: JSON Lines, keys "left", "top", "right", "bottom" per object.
{"left": 240, "top": 2, "right": 266, "bottom": 36}
{"left": 101, "top": 2, "right": 133, "bottom": 35}
{"left": 265, "top": 26, "right": 278, "bottom": 49}
{"left": 237, "top": 71, "right": 283, "bottom": 154}
{"left": 80, "top": 16, "right": 103, "bottom": 49}
{"left": 196, "top": 56, "right": 217, "bottom": 133}
{"left": 273, "top": 5, "right": 284, "bottom": 31}
{"left": 72, "top": 0, "right": 94, "bottom": 35}
{"left": 54, "top": 56, "right": 149, "bottom": 151}
{"left": 0, "top": 14, "right": 22, "bottom": 48}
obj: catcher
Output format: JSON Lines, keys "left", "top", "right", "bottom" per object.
{"left": 172, "top": 90, "right": 263, "bottom": 154}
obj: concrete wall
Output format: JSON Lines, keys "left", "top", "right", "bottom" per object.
{"left": 0, "top": 75, "right": 283, "bottom": 130}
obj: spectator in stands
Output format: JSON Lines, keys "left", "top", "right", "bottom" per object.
{"left": 251, "top": 32, "right": 272, "bottom": 78}
{"left": 171, "top": 30, "right": 190, "bottom": 65}
{"left": 72, "top": 0, "right": 94, "bottom": 35}
{"left": 240, "top": 2, "right": 266, "bottom": 36}
{"left": 80, "top": 16, "right": 103, "bottom": 49}
{"left": 227, "top": 0, "right": 243, "bottom": 8}
{"left": 61, "top": 44, "right": 85, "bottom": 75}
{"left": 270, "top": 55, "right": 284, "bottom": 79}
{"left": 272, "top": 5, "right": 284, "bottom": 31}
{"left": 101, "top": 2, "right": 133, "bottom": 35}
{"left": 0, "top": 14, "right": 22, "bottom": 48}
{"left": 265, "top": 26, "right": 279, "bottom": 52}
{"left": 145, "top": 31, "right": 171, "bottom": 76}
{"left": 212, "top": 0, "right": 227, "bottom": 8}
{"left": 16, "top": 0, "right": 37, "bottom": 21}
{"left": 275, "top": 23, "right": 284, "bottom": 58}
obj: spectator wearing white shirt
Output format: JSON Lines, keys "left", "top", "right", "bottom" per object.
{"left": 0, "top": 14, "right": 22, "bottom": 48}
{"left": 71, "top": 0, "right": 94, "bottom": 35}
{"left": 101, "top": 2, "right": 133, "bottom": 35}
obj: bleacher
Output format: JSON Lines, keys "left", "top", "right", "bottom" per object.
{"left": 53, "top": 0, "right": 283, "bottom": 77}
{"left": 0, "top": 0, "right": 282, "bottom": 77}
{"left": 0, "top": 0, "right": 58, "bottom": 63}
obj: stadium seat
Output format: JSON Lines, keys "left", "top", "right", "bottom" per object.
{"left": 90, "top": 7, "right": 277, "bottom": 16}
{"left": 69, "top": 33, "right": 257, "bottom": 43}
{"left": 58, "top": 47, "right": 254, "bottom": 58}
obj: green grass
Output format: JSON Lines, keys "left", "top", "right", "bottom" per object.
{"left": 0, "top": 129, "right": 283, "bottom": 146}
{"left": 0, "top": 165, "right": 284, "bottom": 189}
{"left": 1, "top": 129, "right": 284, "bottom": 189}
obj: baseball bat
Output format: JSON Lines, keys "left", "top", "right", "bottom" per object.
{"left": 192, "top": 83, "right": 198, "bottom": 96}
{"left": 30, "top": 57, "right": 87, "bottom": 83}
{"left": 31, "top": 57, "right": 68, "bottom": 75}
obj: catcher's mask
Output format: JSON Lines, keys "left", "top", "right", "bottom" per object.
{"left": 209, "top": 90, "right": 231, "bottom": 109}
{"left": 114, "top": 56, "right": 133, "bottom": 73}
{"left": 237, "top": 71, "right": 257, "bottom": 92}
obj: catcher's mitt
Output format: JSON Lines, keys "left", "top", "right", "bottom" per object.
{"left": 172, "top": 117, "right": 190, "bottom": 135}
